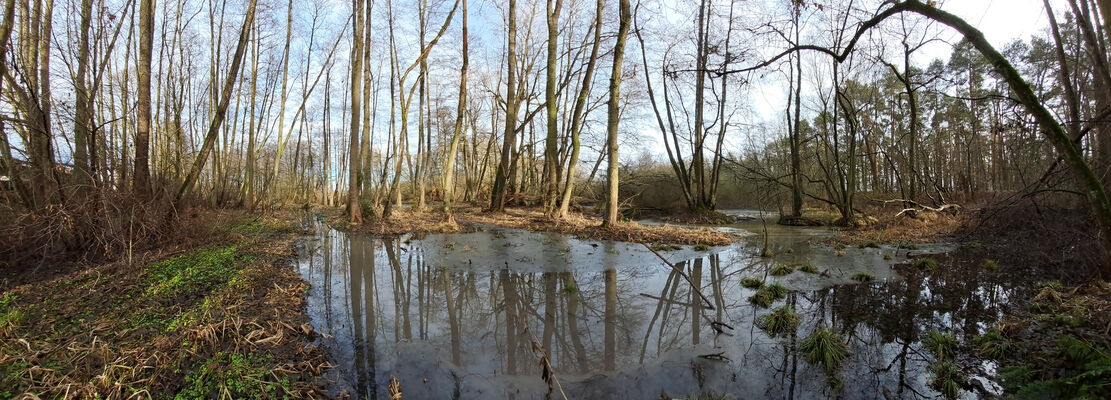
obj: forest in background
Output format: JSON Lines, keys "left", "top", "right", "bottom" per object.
{"left": 1, "top": 0, "right": 1111, "bottom": 398}
{"left": 0, "top": 0, "right": 1110, "bottom": 272}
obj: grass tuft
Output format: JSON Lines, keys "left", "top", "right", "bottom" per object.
{"left": 850, "top": 272, "right": 876, "bottom": 282}
{"left": 693, "top": 244, "right": 710, "bottom": 251}
{"left": 756, "top": 306, "right": 799, "bottom": 336}
{"left": 800, "top": 327, "right": 849, "bottom": 372}
{"left": 748, "top": 283, "right": 788, "bottom": 307}
{"left": 797, "top": 262, "right": 819, "bottom": 274}
{"left": 924, "top": 330, "right": 958, "bottom": 360}
{"left": 765, "top": 282, "right": 788, "bottom": 298}
{"left": 982, "top": 259, "right": 999, "bottom": 271}
{"left": 928, "top": 360, "right": 966, "bottom": 399}
{"left": 769, "top": 264, "right": 794, "bottom": 276}
{"left": 913, "top": 258, "right": 940, "bottom": 270}
{"left": 748, "top": 290, "right": 774, "bottom": 308}
{"left": 975, "top": 329, "right": 1008, "bottom": 359}
{"left": 740, "top": 277, "right": 765, "bottom": 289}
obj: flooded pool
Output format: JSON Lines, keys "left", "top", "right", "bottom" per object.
{"left": 294, "top": 214, "right": 1014, "bottom": 399}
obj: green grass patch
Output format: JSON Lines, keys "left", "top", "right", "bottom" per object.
{"left": 693, "top": 244, "right": 710, "bottom": 251}
{"left": 748, "top": 283, "right": 788, "bottom": 308}
{"left": 144, "top": 244, "right": 249, "bottom": 299}
{"left": 982, "top": 259, "right": 999, "bottom": 271}
{"left": 175, "top": 352, "right": 293, "bottom": 400}
{"left": 756, "top": 306, "right": 799, "bottom": 336}
{"left": 650, "top": 244, "right": 682, "bottom": 252}
{"left": 850, "top": 272, "right": 876, "bottom": 282}
{"left": 748, "top": 290, "right": 774, "bottom": 308}
{"left": 897, "top": 242, "right": 919, "bottom": 250}
{"left": 800, "top": 327, "right": 849, "bottom": 372}
{"left": 769, "top": 264, "right": 794, "bottom": 276}
{"left": 765, "top": 282, "right": 788, "bottom": 298}
{"left": 857, "top": 241, "right": 880, "bottom": 249}
{"left": 797, "top": 262, "right": 819, "bottom": 274}
{"left": 928, "top": 360, "right": 966, "bottom": 399}
{"left": 913, "top": 258, "right": 940, "bottom": 270}
{"left": 924, "top": 330, "right": 958, "bottom": 360}
{"left": 976, "top": 329, "right": 1008, "bottom": 359}
{"left": 740, "top": 277, "right": 765, "bottom": 289}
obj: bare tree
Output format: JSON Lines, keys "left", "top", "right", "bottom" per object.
{"left": 603, "top": 0, "right": 631, "bottom": 227}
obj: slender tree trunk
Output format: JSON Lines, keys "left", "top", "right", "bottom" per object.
{"left": 134, "top": 0, "right": 153, "bottom": 198}
{"left": 541, "top": 0, "right": 562, "bottom": 216}
{"left": 72, "top": 0, "right": 94, "bottom": 188}
{"left": 603, "top": 0, "right": 631, "bottom": 227}
{"left": 557, "top": 0, "right": 602, "bottom": 220}
{"left": 490, "top": 0, "right": 518, "bottom": 212}
{"left": 348, "top": 0, "right": 365, "bottom": 223}
{"left": 443, "top": 0, "right": 468, "bottom": 218}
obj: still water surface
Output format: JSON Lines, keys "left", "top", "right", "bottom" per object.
{"left": 295, "top": 213, "right": 1011, "bottom": 399}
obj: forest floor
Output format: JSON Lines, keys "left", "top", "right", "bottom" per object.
{"left": 331, "top": 205, "right": 738, "bottom": 245}
{"left": 0, "top": 210, "right": 332, "bottom": 399}
{"left": 835, "top": 196, "right": 1111, "bottom": 398}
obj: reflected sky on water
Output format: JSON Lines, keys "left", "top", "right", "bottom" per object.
{"left": 295, "top": 216, "right": 1011, "bottom": 399}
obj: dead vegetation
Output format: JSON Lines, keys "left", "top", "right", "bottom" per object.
{"left": 838, "top": 202, "right": 964, "bottom": 245}
{"left": 455, "top": 207, "right": 737, "bottom": 245}
{"left": 0, "top": 189, "right": 177, "bottom": 275}
{"left": 324, "top": 205, "right": 738, "bottom": 245}
{"left": 332, "top": 208, "right": 466, "bottom": 235}
{"left": 0, "top": 210, "right": 331, "bottom": 399}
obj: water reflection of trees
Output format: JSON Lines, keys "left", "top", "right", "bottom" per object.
{"left": 300, "top": 233, "right": 742, "bottom": 380}
{"left": 299, "top": 230, "right": 1013, "bottom": 399}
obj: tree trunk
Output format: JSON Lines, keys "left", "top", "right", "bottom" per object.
{"left": 490, "top": 0, "right": 518, "bottom": 212}
{"left": 541, "top": 0, "right": 562, "bottom": 216}
{"left": 348, "top": 0, "right": 364, "bottom": 223}
{"left": 134, "top": 0, "right": 153, "bottom": 198}
{"left": 443, "top": 0, "right": 468, "bottom": 218}
{"left": 71, "top": 0, "right": 94, "bottom": 188}
{"left": 603, "top": 0, "right": 631, "bottom": 227}
{"left": 557, "top": 0, "right": 602, "bottom": 220}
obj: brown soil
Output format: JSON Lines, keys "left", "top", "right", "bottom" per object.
{"left": 0, "top": 210, "right": 331, "bottom": 399}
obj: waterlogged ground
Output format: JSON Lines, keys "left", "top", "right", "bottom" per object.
{"left": 295, "top": 211, "right": 1016, "bottom": 399}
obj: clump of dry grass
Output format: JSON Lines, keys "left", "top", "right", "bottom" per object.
{"left": 457, "top": 207, "right": 737, "bottom": 245}
{"left": 838, "top": 205, "right": 963, "bottom": 245}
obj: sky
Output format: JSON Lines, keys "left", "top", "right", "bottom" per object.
{"left": 735, "top": 0, "right": 1056, "bottom": 155}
